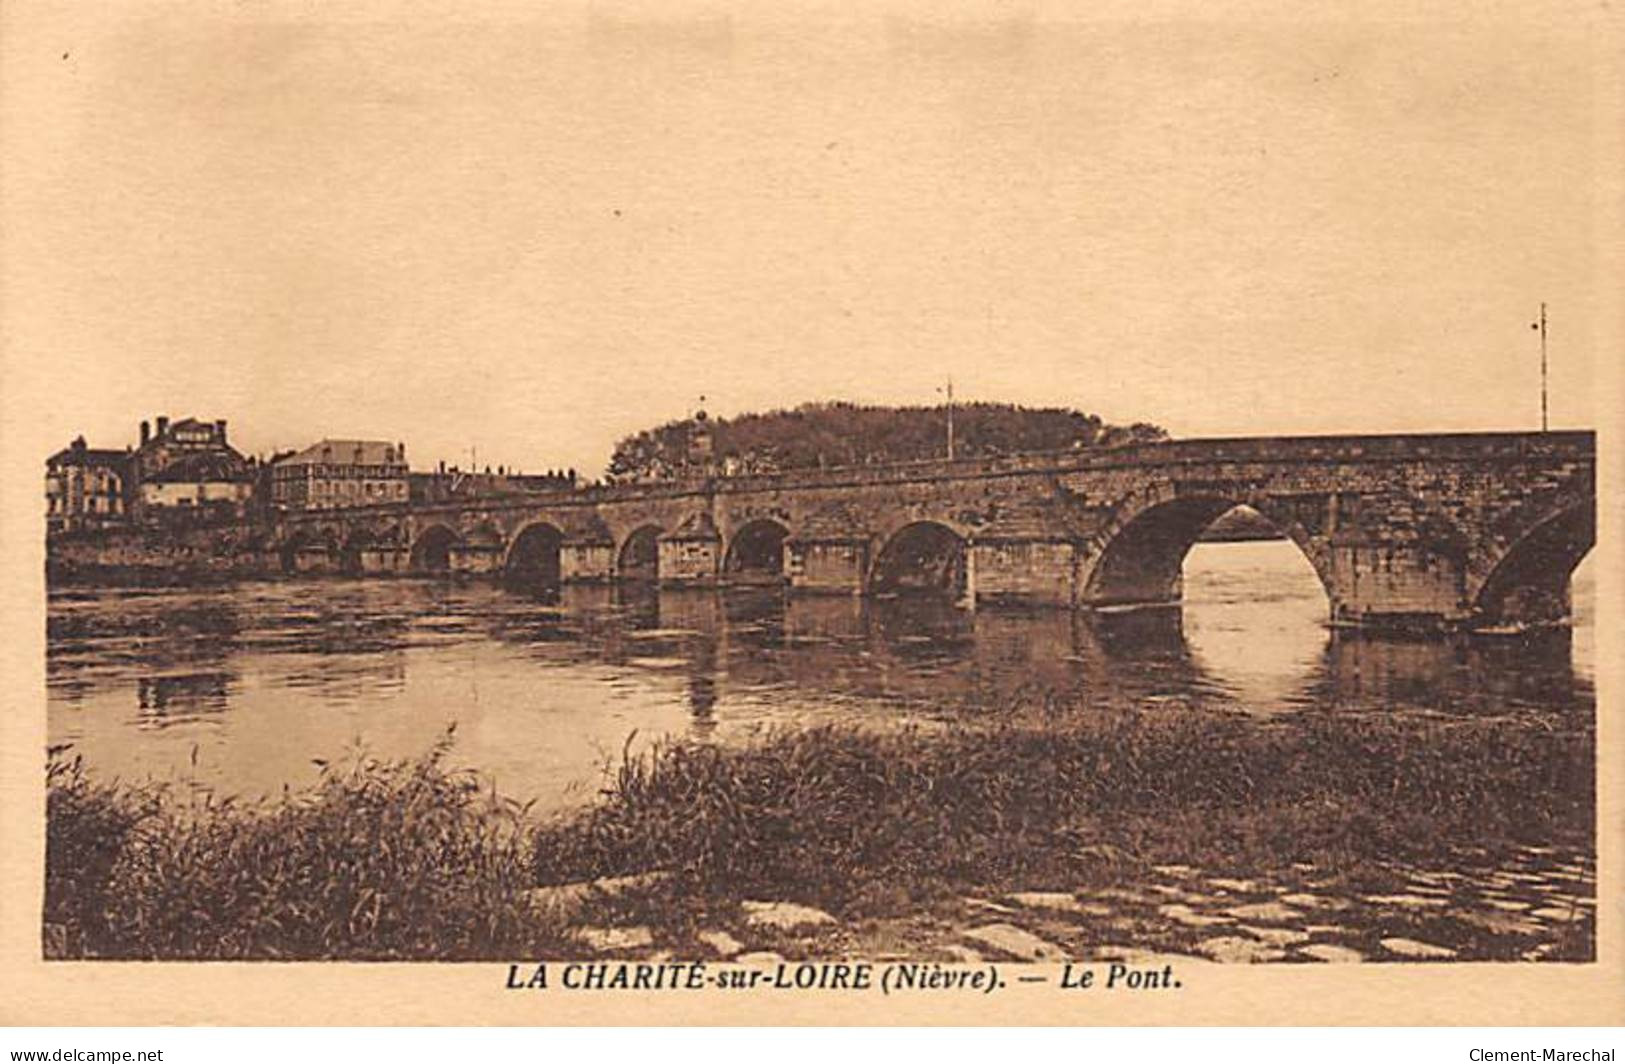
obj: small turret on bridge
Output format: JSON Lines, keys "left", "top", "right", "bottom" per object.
{"left": 271, "top": 430, "right": 1595, "bottom": 631}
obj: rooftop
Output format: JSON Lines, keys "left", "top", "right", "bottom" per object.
{"left": 277, "top": 439, "right": 406, "bottom": 468}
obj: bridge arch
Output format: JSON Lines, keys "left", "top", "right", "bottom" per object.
{"left": 616, "top": 524, "right": 662, "bottom": 582}
{"left": 409, "top": 523, "right": 462, "bottom": 574}
{"left": 870, "top": 520, "right": 968, "bottom": 598}
{"left": 1083, "top": 491, "right": 1333, "bottom": 611}
{"left": 1469, "top": 499, "right": 1594, "bottom": 628}
{"left": 504, "top": 521, "right": 564, "bottom": 593}
{"left": 723, "top": 518, "right": 791, "bottom": 584}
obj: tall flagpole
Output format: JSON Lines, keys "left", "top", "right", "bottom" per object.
{"left": 946, "top": 376, "right": 955, "bottom": 460}
{"left": 1538, "top": 302, "right": 1548, "bottom": 433}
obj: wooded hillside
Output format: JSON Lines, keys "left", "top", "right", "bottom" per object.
{"left": 606, "top": 402, "right": 1168, "bottom": 483}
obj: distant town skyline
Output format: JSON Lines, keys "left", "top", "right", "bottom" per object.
{"left": 5, "top": 5, "right": 1606, "bottom": 480}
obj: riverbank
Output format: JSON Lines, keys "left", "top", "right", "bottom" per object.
{"left": 45, "top": 708, "right": 1594, "bottom": 962}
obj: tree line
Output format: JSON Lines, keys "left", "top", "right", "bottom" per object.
{"left": 606, "top": 401, "right": 1168, "bottom": 483}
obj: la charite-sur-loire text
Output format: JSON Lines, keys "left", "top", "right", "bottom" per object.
{"left": 504, "top": 961, "right": 1182, "bottom": 994}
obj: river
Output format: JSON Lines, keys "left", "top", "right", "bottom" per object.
{"left": 46, "top": 540, "right": 1595, "bottom": 815}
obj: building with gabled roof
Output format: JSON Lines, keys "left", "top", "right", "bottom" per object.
{"left": 270, "top": 439, "right": 409, "bottom": 511}
{"left": 128, "top": 414, "right": 254, "bottom": 520}
{"left": 45, "top": 437, "right": 130, "bottom": 534}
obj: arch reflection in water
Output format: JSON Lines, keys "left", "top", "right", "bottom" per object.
{"left": 1179, "top": 538, "right": 1331, "bottom": 709}
{"left": 46, "top": 559, "right": 1594, "bottom": 811}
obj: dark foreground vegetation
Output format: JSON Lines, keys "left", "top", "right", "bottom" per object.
{"left": 46, "top": 709, "right": 1593, "bottom": 960}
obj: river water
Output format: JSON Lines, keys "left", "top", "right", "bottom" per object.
{"left": 47, "top": 541, "right": 1594, "bottom": 814}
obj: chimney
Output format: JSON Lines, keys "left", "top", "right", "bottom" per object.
{"left": 215, "top": 419, "right": 227, "bottom": 443}
{"left": 140, "top": 420, "right": 150, "bottom": 445}
{"left": 155, "top": 415, "right": 169, "bottom": 438}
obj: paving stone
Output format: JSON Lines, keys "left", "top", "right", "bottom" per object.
{"left": 940, "top": 944, "right": 985, "bottom": 964}
{"left": 1158, "top": 903, "right": 1233, "bottom": 928}
{"left": 962, "top": 923, "right": 1069, "bottom": 962}
{"left": 576, "top": 926, "right": 655, "bottom": 953}
{"left": 1303, "top": 924, "right": 1346, "bottom": 935}
{"left": 963, "top": 897, "right": 1018, "bottom": 916}
{"left": 1195, "top": 936, "right": 1286, "bottom": 963}
{"left": 1107, "top": 949, "right": 1215, "bottom": 968}
{"left": 1455, "top": 911, "right": 1543, "bottom": 937}
{"left": 741, "top": 900, "right": 838, "bottom": 933}
{"left": 1242, "top": 925, "right": 1310, "bottom": 947}
{"left": 1380, "top": 937, "right": 1458, "bottom": 960}
{"left": 1362, "top": 894, "right": 1448, "bottom": 910}
{"left": 1087, "top": 942, "right": 1142, "bottom": 960}
{"left": 1405, "top": 884, "right": 1454, "bottom": 897}
{"left": 1152, "top": 864, "right": 1196, "bottom": 878}
{"left": 1298, "top": 943, "right": 1365, "bottom": 964}
{"left": 1223, "top": 901, "right": 1302, "bottom": 923}
{"left": 1483, "top": 898, "right": 1532, "bottom": 912}
{"left": 1006, "top": 891, "right": 1111, "bottom": 917}
{"left": 696, "top": 929, "right": 745, "bottom": 958}
{"left": 1091, "top": 888, "right": 1153, "bottom": 905}
{"left": 522, "top": 872, "right": 672, "bottom": 918}
{"left": 1279, "top": 893, "right": 1348, "bottom": 911}
{"left": 1530, "top": 905, "right": 1582, "bottom": 922}
{"left": 1207, "top": 878, "right": 1260, "bottom": 893}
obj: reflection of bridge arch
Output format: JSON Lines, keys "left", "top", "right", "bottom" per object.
{"left": 723, "top": 518, "right": 790, "bottom": 583}
{"left": 616, "top": 524, "right": 662, "bottom": 581}
{"left": 870, "top": 521, "right": 967, "bottom": 597}
{"left": 1084, "top": 493, "right": 1332, "bottom": 611}
{"left": 409, "top": 524, "right": 461, "bottom": 573}
{"left": 1470, "top": 499, "right": 1594, "bottom": 627}
{"left": 505, "top": 521, "right": 564, "bottom": 592}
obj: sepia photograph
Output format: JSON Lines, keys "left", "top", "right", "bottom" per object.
{"left": 2, "top": 0, "right": 1620, "bottom": 1031}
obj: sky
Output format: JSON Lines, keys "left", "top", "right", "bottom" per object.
{"left": 2, "top": 2, "right": 1613, "bottom": 478}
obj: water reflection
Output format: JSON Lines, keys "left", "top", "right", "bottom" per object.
{"left": 46, "top": 541, "right": 1593, "bottom": 812}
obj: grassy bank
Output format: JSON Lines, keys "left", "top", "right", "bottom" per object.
{"left": 46, "top": 709, "right": 1593, "bottom": 959}
{"left": 46, "top": 733, "right": 573, "bottom": 960}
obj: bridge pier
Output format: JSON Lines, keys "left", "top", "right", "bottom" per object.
{"left": 562, "top": 543, "right": 614, "bottom": 583}
{"left": 1327, "top": 543, "right": 1469, "bottom": 630}
{"left": 786, "top": 539, "right": 869, "bottom": 595}
{"left": 356, "top": 546, "right": 408, "bottom": 574}
{"left": 658, "top": 532, "right": 721, "bottom": 585}
{"left": 289, "top": 544, "right": 337, "bottom": 575}
{"left": 449, "top": 543, "right": 503, "bottom": 576}
{"left": 970, "top": 540, "right": 1078, "bottom": 608}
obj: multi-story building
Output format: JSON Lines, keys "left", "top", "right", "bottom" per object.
{"left": 408, "top": 464, "right": 575, "bottom": 504}
{"left": 45, "top": 437, "right": 129, "bottom": 534}
{"left": 129, "top": 415, "right": 254, "bottom": 520}
{"left": 271, "top": 440, "right": 409, "bottom": 511}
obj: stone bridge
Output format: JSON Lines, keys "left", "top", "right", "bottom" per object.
{"left": 272, "top": 430, "right": 1595, "bottom": 630}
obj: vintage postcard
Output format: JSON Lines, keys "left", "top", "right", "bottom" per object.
{"left": 0, "top": 0, "right": 1620, "bottom": 1027}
